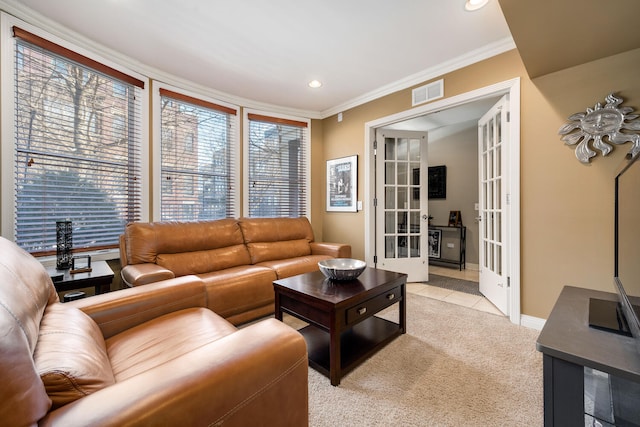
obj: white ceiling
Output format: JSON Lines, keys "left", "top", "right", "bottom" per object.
{"left": 383, "top": 95, "right": 501, "bottom": 138}
{"left": 2, "top": 0, "right": 513, "bottom": 117}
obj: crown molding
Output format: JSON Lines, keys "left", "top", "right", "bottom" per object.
{"left": 319, "top": 36, "right": 516, "bottom": 119}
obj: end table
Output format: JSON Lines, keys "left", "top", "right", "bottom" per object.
{"left": 47, "top": 260, "right": 114, "bottom": 296}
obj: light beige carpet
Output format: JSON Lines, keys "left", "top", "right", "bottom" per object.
{"left": 285, "top": 292, "right": 543, "bottom": 426}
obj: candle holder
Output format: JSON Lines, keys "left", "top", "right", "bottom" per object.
{"left": 56, "top": 220, "right": 72, "bottom": 270}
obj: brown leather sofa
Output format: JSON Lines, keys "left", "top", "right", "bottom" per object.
{"left": 0, "top": 237, "right": 308, "bottom": 427}
{"left": 120, "top": 216, "right": 351, "bottom": 325}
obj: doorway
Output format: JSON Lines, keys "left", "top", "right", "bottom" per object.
{"left": 364, "top": 78, "right": 522, "bottom": 325}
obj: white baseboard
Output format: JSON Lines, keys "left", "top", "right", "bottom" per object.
{"left": 520, "top": 314, "right": 546, "bottom": 331}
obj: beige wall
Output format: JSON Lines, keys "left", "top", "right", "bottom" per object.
{"left": 427, "top": 126, "right": 479, "bottom": 265}
{"left": 319, "top": 48, "right": 640, "bottom": 319}
{"left": 309, "top": 119, "right": 325, "bottom": 238}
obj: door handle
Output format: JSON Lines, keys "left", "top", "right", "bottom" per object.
{"left": 475, "top": 216, "right": 482, "bottom": 222}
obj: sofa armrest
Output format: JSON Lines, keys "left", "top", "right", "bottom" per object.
{"left": 310, "top": 241, "right": 352, "bottom": 258}
{"left": 67, "top": 275, "right": 206, "bottom": 339}
{"left": 39, "top": 319, "right": 308, "bottom": 427}
{"left": 120, "top": 262, "right": 175, "bottom": 287}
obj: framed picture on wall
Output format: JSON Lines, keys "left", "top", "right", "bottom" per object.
{"left": 428, "top": 165, "right": 446, "bottom": 199}
{"left": 428, "top": 229, "right": 442, "bottom": 258}
{"left": 448, "top": 210, "right": 462, "bottom": 226}
{"left": 326, "top": 155, "right": 357, "bottom": 212}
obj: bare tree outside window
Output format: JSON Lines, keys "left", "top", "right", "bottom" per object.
{"left": 247, "top": 118, "right": 307, "bottom": 218}
{"left": 14, "top": 41, "right": 141, "bottom": 254}
{"left": 160, "top": 93, "right": 236, "bottom": 221}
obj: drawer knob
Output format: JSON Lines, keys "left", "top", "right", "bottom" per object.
{"left": 358, "top": 307, "right": 367, "bottom": 315}
{"left": 387, "top": 293, "right": 395, "bottom": 300}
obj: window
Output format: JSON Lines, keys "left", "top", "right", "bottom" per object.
{"left": 158, "top": 88, "right": 238, "bottom": 221}
{"left": 245, "top": 112, "right": 309, "bottom": 217}
{"left": 9, "top": 26, "right": 145, "bottom": 254}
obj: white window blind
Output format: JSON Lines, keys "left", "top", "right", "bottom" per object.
{"left": 247, "top": 113, "right": 308, "bottom": 217}
{"left": 159, "top": 89, "right": 238, "bottom": 221}
{"left": 13, "top": 27, "right": 143, "bottom": 254}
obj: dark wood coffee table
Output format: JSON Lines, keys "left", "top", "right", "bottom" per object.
{"left": 274, "top": 267, "right": 407, "bottom": 386}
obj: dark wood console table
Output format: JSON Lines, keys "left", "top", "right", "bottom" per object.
{"left": 428, "top": 225, "right": 466, "bottom": 270}
{"left": 536, "top": 286, "right": 640, "bottom": 426}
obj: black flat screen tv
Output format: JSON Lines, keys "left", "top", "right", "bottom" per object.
{"left": 588, "top": 151, "right": 640, "bottom": 343}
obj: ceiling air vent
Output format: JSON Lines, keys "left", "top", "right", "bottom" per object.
{"left": 412, "top": 79, "right": 444, "bottom": 106}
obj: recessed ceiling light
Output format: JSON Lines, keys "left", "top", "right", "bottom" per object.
{"left": 464, "top": 0, "right": 489, "bottom": 11}
{"left": 308, "top": 80, "right": 322, "bottom": 88}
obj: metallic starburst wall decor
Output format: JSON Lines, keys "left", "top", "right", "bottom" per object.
{"left": 558, "top": 93, "right": 640, "bottom": 163}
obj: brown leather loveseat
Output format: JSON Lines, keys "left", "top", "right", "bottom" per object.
{"left": 120, "top": 216, "right": 351, "bottom": 325}
{"left": 0, "top": 237, "right": 308, "bottom": 426}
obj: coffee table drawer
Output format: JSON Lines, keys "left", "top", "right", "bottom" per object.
{"left": 346, "top": 286, "right": 401, "bottom": 325}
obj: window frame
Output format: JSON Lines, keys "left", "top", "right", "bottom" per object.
{"left": 152, "top": 82, "right": 240, "bottom": 220}
{"left": 0, "top": 13, "right": 149, "bottom": 261}
{"left": 242, "top": 108, "right": 311, "bottom": 219}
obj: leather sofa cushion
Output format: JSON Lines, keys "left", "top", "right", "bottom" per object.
{"left": 199, "top": 266, "right": 277, "bottom": 320}
{"left": 126, "top": 219, "right": 245, "bottom": 264}
{"left": 0, "top": 238, "right": 60, "bottom": 426}
{"left": 258, "top": 254, "right": 333, "bottom": 279}
{"left": 157, "top": 244, "right": 251, "bottom": 276}
{"left": 34, "top": 303, "right": 115, "bottom": 410}
{"left": 106, "top": 307, "right": 237, "bottom": 381}
{"left": 239, "top": 217, "right": 315, "bottom": 263}
{"left": 247, "top": 239, "right": 311, "bottom": 264}
{"left": 239, "top": 217, "right": 315, "bottom": 244}
{"left": 0, "top": 238, "right": 58, "bottom": 352}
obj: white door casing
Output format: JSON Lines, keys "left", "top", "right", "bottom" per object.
{"left": 478, "top": 95, "right": 509, "bottom": 315}
{"left": 364, "top": 78, "right": 521, "bottom": 325}
{"left": 374, "top": 129, "right": 429, "bottom": 282}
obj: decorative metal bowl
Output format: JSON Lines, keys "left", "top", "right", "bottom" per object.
{"left": 318, "top": 258, "right": 367, "bottom": 281}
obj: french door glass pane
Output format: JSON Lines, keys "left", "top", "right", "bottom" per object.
{"left": 397, "top": 187, "right": 408, "bottom": 210}
{"left": 397, "top": 138, "right": 408, "bottom": 160}
{"left": 410, "top": 211, "right": 420, "bottom": 233}
{"left": 383, "top": 135, "right": 423, "bottom": 260}
{"left": 397, "top": 162, "right": 407, "bottom": 185}
{"left": 397, "top": 211, "right": 407, "bottom": 233}
{"left": 489, "top": 118, "right": 494, "bottom": 148}
{"left": 385, "top": 236, "right": 395, "bottom": 258}
{"left": 410, "top": 236, "right": 420, "bottom": 258}
{"left": 385, "top": 138, "right": 396, "bottom": 160}
{"left": 397, "top": 236, "right": 408, "bottom": 258}
{"left": 385, "top": 212, "right": 396, "bottom": 233}
{"left": 385, "top": 187, "right": 395, "bottom": 209}
{"left": 385, "top": 162, "right": 396, "bottom": 185}
{"left": 409, "top": 139, "right": 420, "bottom": 161}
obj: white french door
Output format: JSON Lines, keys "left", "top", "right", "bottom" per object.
{"left": 478, "top": 95, "right": 509, "bottom": 315}
{"left": 375, "top": 129, "right": 429, "bottom": 282}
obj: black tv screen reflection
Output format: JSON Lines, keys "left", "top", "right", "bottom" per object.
{"left": 615, "top": 151, "right": 640, "bottom": 340}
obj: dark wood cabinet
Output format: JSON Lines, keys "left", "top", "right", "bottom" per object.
{"left": 536, "top": 286, "right": 640, "bottom": 426}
